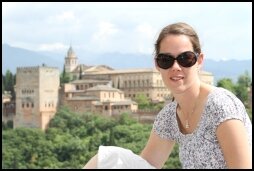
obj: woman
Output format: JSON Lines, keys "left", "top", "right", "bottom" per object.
{"left": 83, "top": 22, "right": 252, "bottom": 169}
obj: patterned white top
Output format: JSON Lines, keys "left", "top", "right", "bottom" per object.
{"left": 153, "top": 87, "right": 252, "bottom": 169}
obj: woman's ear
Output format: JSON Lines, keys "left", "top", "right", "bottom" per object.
{"left": 197, "top": 52, "right": 204, "bottom": 68}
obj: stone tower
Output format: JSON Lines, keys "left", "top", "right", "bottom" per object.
{"left": 64, "top": 46, "right": 78, "bottom": 73}
{"left": 14, "top": 66, "right": 60, "bottom": 130}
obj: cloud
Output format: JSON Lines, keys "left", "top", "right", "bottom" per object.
{"left": 37, "top": 43, "right": 68, "bottom": 52}
{"left": 91, "top": 21, "right": 119, "bottom": 51}
{"left": 2, "top": 2, "right": 18, "bottom": 17}
{"left": 2, "top": 2, "right": 252, "bottom": 61}
{"left": 134, "top": 23, "right": 157, "bottom": 54}
{"left": 56, "top": 11, "right": 75, "bottom": 21}
{"left": 135, "top": 23, "right": 156, "bottom": 40}
{"left": 46, "top": 11, "right": 80, "bottom": 25}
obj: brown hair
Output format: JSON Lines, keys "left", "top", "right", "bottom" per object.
{"left": 154, "top": 22, "right": 201, "bottom": 56}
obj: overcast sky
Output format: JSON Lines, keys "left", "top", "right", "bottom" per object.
{"left": 2, "top": 2, "right": 252, "bottom": 61}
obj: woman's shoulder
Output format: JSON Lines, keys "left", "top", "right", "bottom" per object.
{"left": 207, "top": 86, "right": 242, "bottom": 106}
{"left": 205, "top": 86, "right": 248, "bottom": 126}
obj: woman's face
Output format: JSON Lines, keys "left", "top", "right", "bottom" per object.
{"left": 155, "top": 34, "right": 203, "bottom": 95}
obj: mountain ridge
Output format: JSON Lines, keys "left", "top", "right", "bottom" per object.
{"left": 2, "top": 44, "right": 252, "bottom": 83}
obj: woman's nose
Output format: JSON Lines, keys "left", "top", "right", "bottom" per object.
{"left": 171, "top": 60, "right": 181, "bottom": 71}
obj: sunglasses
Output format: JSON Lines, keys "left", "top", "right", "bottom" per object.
{"left": 155, "top": 51, "right": 199, "bottom": 69}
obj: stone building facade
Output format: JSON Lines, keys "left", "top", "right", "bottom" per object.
{"left": 82, "top": 69, "right": 214, "bottom": 103}
{"left": 82, "top": 68, "right": 170, "bottom": 102}
{"left": 14, "top": 66, "right": 59, "bottom": 130}
{"left": 61, "top": 80, "right": 138, "bottom": 116}
{"left": 64, "top": 46, "right": 214, "bottom": 103}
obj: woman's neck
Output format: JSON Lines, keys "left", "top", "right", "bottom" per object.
{"left": 174, "top": 82, "right": 202, "bottom": 111}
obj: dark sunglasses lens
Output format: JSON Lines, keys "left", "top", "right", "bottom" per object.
{"left": 178, "top": 52, "right": 197, "bottom": 67}
{"left": 156, "top": 54, "right": 174, "bottom": 69}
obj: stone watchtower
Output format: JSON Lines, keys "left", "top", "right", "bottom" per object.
{"left": 64, "top": 46, "right": 78, "bottom": 73}
{"left": 14, "top": 66, "right": 60, "bottom": 130}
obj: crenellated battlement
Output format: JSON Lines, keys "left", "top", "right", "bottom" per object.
{"left": 17, "top": 66, "right": 39, "bottom": 72}
{"left": 17, "top": 66, "right": 59, "bottom": 74}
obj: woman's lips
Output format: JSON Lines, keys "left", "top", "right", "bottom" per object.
{"left": 170, "top": 76, "right": 184, "bottom": 81}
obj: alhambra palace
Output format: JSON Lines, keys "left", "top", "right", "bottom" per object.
{"left": 2, "top": 46, "right": 214, "bottom": 130}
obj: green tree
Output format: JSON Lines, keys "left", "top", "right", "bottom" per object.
{"left": 2, "top": 73, "right": 5, "bottom": 93}
{"left": 11, "top": 73, "right": 16, "bottom": 100}
{"left": 216, "top": 78, "right": 235, "bottom": 94}
{"left": 237, "top": 70, "right": 251, "bottom": 87}
{"left": 2, "top": 128, "right": 56, "bottom": 169}
{"left": 60, "top": 65, "right": 70, "bottom": 85}
{"left": 246, "top": 108, "right": 252, "bottom": 122}
{"left": 6, "top": 120, "right": 13, "bottom": 129}
{"left": 4, "top": 70, "right": 13, "bottom": 91}
{"left": 117, "top": 112, "right": 137, "bottom": 125}
{"left": 235, "top": 71, "right": 252, "bottom": 104}
{"left": 79, "top": 66, "right": 82, "bottom": 80}
{"left": 2, "top": 108, "right": 181, "bottom": 169}
{"left": 235, "top": 85, "right": 248, "bottom": 104}
{"left": 163, "top": 144, "right": 181, "bottom": 169}
{"left": 3, "top": 70, "right": 16, "bottom": 100}
{"left": 134, "top": 93, "right": 150, "bottom": 109}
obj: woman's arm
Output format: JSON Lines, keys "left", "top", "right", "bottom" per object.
{"left": 216, "top": 119, "right": 252, "bottom": 169}
{"left": 140, "top": 130, "right": 175, "bottom": 169}
{"left": 83, "top": 154, "right": 98, "bottom": 169}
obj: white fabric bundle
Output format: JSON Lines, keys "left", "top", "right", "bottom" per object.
{"left": 97, "top": 146, "right": 156, "bottom": 169}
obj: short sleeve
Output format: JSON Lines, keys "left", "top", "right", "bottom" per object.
{"left": 206, "top": 88, "right": 252, "bottom": 149}
{"left": 212, "top": 88, "right": 248, "bottom": 128}
{"left": 152, "top": 102, "right": 178, "bottom": 141}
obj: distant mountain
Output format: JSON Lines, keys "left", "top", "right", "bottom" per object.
{"left": 2, "top": 44, "right": 63, "bottom": 73}
{"left": 202, "top": 59, "right": 252, "bottom": 83}
{"left": 84, "top": 52, "right": 154, "bottom": 69}
{"left": 68, "top": 51, "right": 252, "bottom": 83}
{"left": 2, "top": 44, "right": 252, "bottom": 84}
